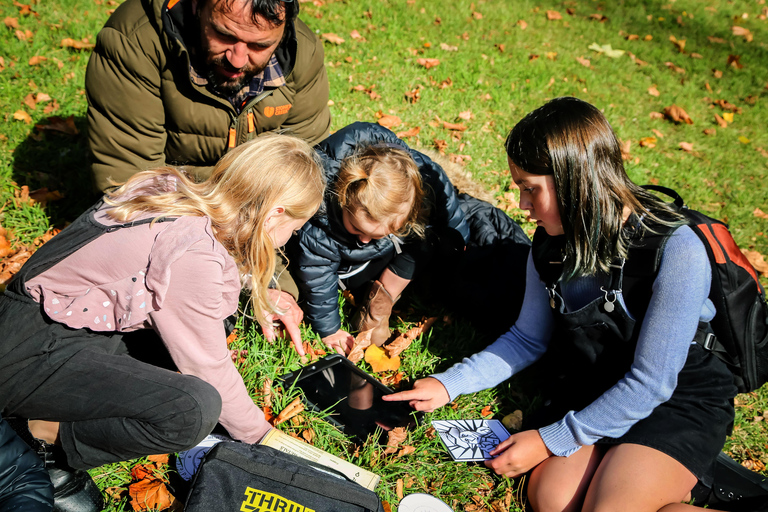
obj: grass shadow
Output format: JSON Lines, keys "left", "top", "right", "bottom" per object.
{"left": 10, "top": 113, "right": 100, "bottom": 227}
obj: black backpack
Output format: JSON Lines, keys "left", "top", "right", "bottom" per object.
{"left": 637, "top": 186, "right": 768, "bottom": 392}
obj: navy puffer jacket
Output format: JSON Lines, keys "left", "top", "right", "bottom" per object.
{"left": 0, "top": 416, "right": 54, "bottom": 512}
{"left": 287, "top": 122, "right": 470, "bottom": 338}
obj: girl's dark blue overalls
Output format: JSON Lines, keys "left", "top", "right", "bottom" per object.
{"left": 529, "top": 225, "right": 736, "bottom": 487}
{"left": 0, "top": 200, "right": 221, "bottom": 469}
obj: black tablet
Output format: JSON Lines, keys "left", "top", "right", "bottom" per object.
{"left": 278, "top": 354, "right": 420, "bottom": 443}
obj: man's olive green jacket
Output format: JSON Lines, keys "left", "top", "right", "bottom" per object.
{"left": 86, "top": 0, "right": 331, "bottom": 192}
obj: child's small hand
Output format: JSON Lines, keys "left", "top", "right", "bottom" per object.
{"left": 321, "top": 329, "right": 355, "bottom": 355}
{"left": 264, "top": 289, "right": 305, "bottom": 354}
{"left": 382, "top": 377, "right": 450, "bottom": 412}
{"left": 484, "top": 429, "right": 553, "bottom": 478}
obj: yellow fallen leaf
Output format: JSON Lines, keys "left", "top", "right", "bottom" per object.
{"left": 13, "top": 110, "right": 32, "bottom": 123}
{"left": 364, "top": 345, "right": 400, "bottom": 373}
{"left": 739, "top": 136, "right": 750, "bottom": 144}
{"left": 722, "top": 112, "right": 734, "bottom": 123}
{"left": 639, "top": 136, "right": 657, "bottom": 148}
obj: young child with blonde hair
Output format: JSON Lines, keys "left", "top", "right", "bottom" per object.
{"left": 287, "top": 122, "right": 530, "bottom": 354}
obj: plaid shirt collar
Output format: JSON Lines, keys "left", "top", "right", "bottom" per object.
{"left": 189, "top": 55, "right": 286, "bottom": 112}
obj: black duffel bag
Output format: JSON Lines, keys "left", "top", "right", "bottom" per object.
{"left": 184, "top": 442, "right": 384, "bottom": 512}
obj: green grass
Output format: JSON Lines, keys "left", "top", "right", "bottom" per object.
{"left": 1, "top": 0, "right": 767, "bottom": 510}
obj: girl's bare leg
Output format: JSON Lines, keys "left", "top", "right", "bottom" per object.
{"left": 528, "top": 444, "right": 606, "bottom": 512}
{"left": 582, "top": 443, "right": 699, "bottom": 512}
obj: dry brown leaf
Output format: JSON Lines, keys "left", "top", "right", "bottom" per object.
{"left": 416, "top": 58, "right": 440, "bottom": 69}
{"left": 472, "top": 11, "right": 483, "bottom": 20}
{"left": 396, "top": 126, "right": 420, "bottom": 139}
{"left": 663, "top": 105, "right": 693, "bottom": 124}
{"left": 714, "top": 99, "right": 742, "bottom": 113}
{"left": 669, "top": 35, "right": 686, "bottom": 52}
{"left": 301, "top": 428, "right": 315, "bottom": 444}
{"left": 384, "top": 426, "right": 407, "bottom": 454}
{"left": 664, "top": 61, "right": 686, "bottom": 74}
{"left": 481, "top": 405, "right": 493, "bottom": 418}
{"left": 321, "top": 33, "right": 345, "bottom": 44}
{"left": 396, "top": 479, "right": 404, "bottom": 500}
{"left": 502, "top": 410, "right": 524, "bottom": 431}
{"left": 347, "top": 328, "right": 374, "bottom": 363}
{"left": 377, "top": 115, "right": 401, "bottom": 129}
{"left": 648, "top": 85, "right": 660, "bottom": 97}
{"left": 753, "top": 208, "right": 768, "bottom": 220}
{"left": 626, "top": 34, "right": 639, "bottom": 41}
{"left": 443, "top": 121, "right": 467, "bottom": 131}
{"left": 60, "top": 37, "right": 94, "bottom": 50}
{"left": 714, "top": 114, "right": 728, "bottom": 128}
{"left": 546, "top": 10, "right": 562, "bottom": 20}
{"left": 13, "top": 110, "right": 32, "bottom": 124}
{"left": 731, "top": 26, "right": 753, "bottom": 42}
{"left": 274, "top": 397, "right": 304, "bottom": 426}
{"left": 0, "top": 234, "right": 12, "bottom": 258}
{"left": 589, "top": 13, "right": 608, "bottom": 21}
{"left": 708, "top": 36, "right": 726, "bottom": 44}
{"left": 4, "top": 16, "right": 19, "bottom": 28}
{"left": 727, "top": 54, "right": 744, "bottom": 69}
{"left": 458, "top": 110, "right": 472, "bottom": 121}
{"left": 397, "top": 445, "right": 416, "bottom": 457}
{"left": 433, "top": 139, "right": 448, "bottom": 155}
{"left": 679, "top": 142, "right": 694, "bottom": 152}
{"left": 364, "top": 345, "right": 400, "bottom": 373}
{"left": 23, "top": 93, "right": 37, "bottom": 110}
{"left": 36, "top": 115, "right": 79, "bottom": 135}
{"left": 28, "top": 55, "right": 47, "bottom": 66}
{"left": 146, "top": 454, "right": 169, "bottom": 464}
{"left": 743, "top": 250, "right": 768, "bottom": 277}
{"left": 575, "top": 56, "right": 591, "bottom": 67}
{"left": 703, "top": 128, "right": 716, "bottom": 136}
{"left": 349, "top": 29, "right": 363, "bottom": 40}
{"left": 651, "top": 129, "right": 664, "bottom": 139}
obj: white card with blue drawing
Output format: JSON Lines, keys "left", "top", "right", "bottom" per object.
{"left": 432, "top": 419, "right": 511, "bottom": 461}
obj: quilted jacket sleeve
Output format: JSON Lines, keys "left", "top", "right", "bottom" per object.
{"left": 286, "top": 224, "right": 344, "bottom": 338}
{"left": 0, "top": 417, "right": 54, "bottom": 511}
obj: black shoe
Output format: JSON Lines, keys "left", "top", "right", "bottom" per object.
{"left": 5, "top": 416, "right": 105, "bottom": 512}
{"left": 702, "top": 452, "right": 768, "bottom": 511}
{"left": 49, "top": 467, "right": 105, "bottom": 512}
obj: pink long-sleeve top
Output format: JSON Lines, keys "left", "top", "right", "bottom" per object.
{"left": 25, "top": 203, "right": 272, "bottom": 443}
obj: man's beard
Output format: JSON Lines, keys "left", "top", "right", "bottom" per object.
{"left": 205, "top": 56, "right": 263, "bottom": 97}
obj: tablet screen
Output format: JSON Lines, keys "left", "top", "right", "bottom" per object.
{"left": 285, "top": 356, "right": 418, "bottom": 443}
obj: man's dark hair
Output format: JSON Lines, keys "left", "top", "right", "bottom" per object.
{"left": 219, "top": 0, "right": 298, "bottom": 25}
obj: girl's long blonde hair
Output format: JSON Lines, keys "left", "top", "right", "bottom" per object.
{"left": 335, "top": 145, "right": 427, "bottom": 238}
{"left": 104, "top": 134, "right": 326, "bottom": 327}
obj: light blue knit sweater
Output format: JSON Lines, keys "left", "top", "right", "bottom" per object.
{"left": 434, "top": 226, "right": 714, "bottom": 456}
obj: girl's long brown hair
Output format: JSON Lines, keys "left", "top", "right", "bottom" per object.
{"left": 506, "top": 97, "right": 682, "bottom": 279}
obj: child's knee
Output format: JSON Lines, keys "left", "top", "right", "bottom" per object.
{"left": 163, "top": 378, "right": 222, "bottom": 450}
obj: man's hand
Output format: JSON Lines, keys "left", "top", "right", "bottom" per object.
{"left": 484, "top": 429, "right": 553, "bottom": 478}
{"left": 264, "top": 289, "right": 305, "bottom": 355}
{"left": 381, "top": 377, "right": 450, "bottom": 412}
{"left": 321, "top": 329, "right": 355, "bottom": 355}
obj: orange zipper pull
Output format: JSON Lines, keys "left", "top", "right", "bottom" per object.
{"left": 228, "top": 128, "right": 236, "bottom": 148}
{"left": 247, "top": 112, "right": 255, "bottom": 133}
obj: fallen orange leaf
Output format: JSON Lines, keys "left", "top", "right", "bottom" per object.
{"left": 321, "top": 33, "right": 344, "bottom": 45}
{"left": 274, "top": 397, "right": 304, "bottom": 426}
{"left": 128, "top": 478, "right": 175, "bottom": 512}
{"left": 679, "top": 142, "right": 694, "bottom": 152}
{"left": 648, "top": 85, "right": 660, "bottom": 97}
{"left": 754, "top": 208, "right": 768, "bottom": 220}
{"left": 639, "top": 137, "right": 657, "bottom": 148}
{"left": 60, "top": 37, "right": 95, "bottom": 50}
{"left": 416, "top": 58, "right": 440, "bottom": 69}
{"left": 743, "top": 250, "right": 768, "bottom": 277}
{"left": 663, "top": 105, "right": 693, "bottom": 124}
{"left": 546, "top": 10, "right": 562, "bottom": 20}
{"left": 377, "top": 115, "right": 401, "bottom": 129}
{"left": 13, "top": 110, "right": 32, "bottom": 124}
{"left": 481, "top": 405, "right": 493, "bottom": 418}
{"left": 443, "top": 121, "right": 467, "bottom": 131}
{"left": 364, "top": 345, "right": 400, "bottom": 373}
{"left": 396, "top": 126, "right": 421, "bottom": 139}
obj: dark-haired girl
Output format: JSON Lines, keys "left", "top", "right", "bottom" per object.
{"left": 387, "top": 97, "right": 738, "bottom": 511}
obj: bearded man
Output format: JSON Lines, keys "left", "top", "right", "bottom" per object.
{"left": 86, "top": 0, "right": 330, "bottom": 192}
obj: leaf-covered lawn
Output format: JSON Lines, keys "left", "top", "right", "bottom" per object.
{"left": 1, "top": 0, "right": 767, "bottom": 510}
